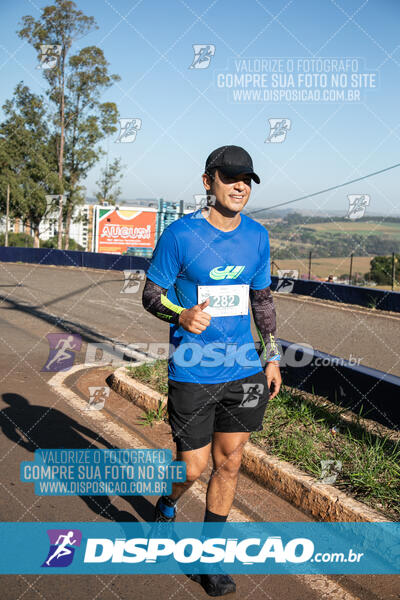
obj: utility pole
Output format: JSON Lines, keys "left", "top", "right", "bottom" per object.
{"left": 349, "top": 253, "right": 354, "bottom": 285}
{"left": 5, "top": 184, "right": 10, "bottom": 247}
{"left": 391, "top": 252, "right": 396, "bottom": 291}
{"left": 57, "top": 194, "right": 63, "bottom": 250}
{"left": 308, "top": 250, "right": 312, "bottom": 280}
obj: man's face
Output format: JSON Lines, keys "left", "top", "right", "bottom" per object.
{"left": 202, "top": 169, "right": 252, "bottom": 214}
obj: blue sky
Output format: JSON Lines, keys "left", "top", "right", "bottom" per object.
{"left": 1, "top": 0, "right": 400, "bottom": 215}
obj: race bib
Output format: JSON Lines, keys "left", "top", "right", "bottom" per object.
{"left": 198, "top": 284, "right": 249, "bottom": 317}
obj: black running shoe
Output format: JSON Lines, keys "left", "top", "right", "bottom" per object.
{"left": 153, "top": 496, "right": 176, "bottom": 522}
{"left": 189, "top": 573, "right": 236, "bottom": 597}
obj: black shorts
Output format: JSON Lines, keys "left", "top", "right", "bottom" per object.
{"left": 167, "top": 370, "right": 270, "bottom": 451}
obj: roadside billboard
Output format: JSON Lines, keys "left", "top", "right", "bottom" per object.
{"left": 94, "top": 206, "right": 157, "bottom": 254}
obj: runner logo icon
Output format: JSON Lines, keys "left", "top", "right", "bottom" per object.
{"left": 115, "top": 118, "right": 142, "bottom": 143}
{"left": 87, "top": 386, "right": 110, "bottom": 411}
{"left": 265, "top": 118, "right": 291, "bottom": 143}
{"left": 240, "top": 383, "right": 264, "bottom": 407}
{"left": 276, "top": 270, "right": 298, "bottom": 293}
{"left": 346, "top": 194, "right": 370, "bottom": 220}
{"left": 38, "top": 44, "right": 61, "bottom": 70}
{"left": 121, "top": 269, "right": 145, "bottom": 293}
{"left": 42, "top": 334, "right": 82, "bottom": 372}
{"left": 42, "top": 529, "right": 82, "bottom": 568}
{"left": 189, "top": 44, "right": 216, "bottom": 69}
{"left": 319, "top": 460, "right": 342, "bottom": 485}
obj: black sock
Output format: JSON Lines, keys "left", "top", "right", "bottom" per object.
{"left": 162, "top": 495, "right": 177, "bottom": 507}
{"left": 201, "top": 510, "right": 229, "bottom": 575}
{"left": 204, "top": 509, "right": 228, "bottom": 523}
{"left": 202, "top": 509, "right": 228, "bottom": 540}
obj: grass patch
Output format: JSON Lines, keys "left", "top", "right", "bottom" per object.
{"left": 251, "top": 386, "right": 400, "bottom": 521}
{"left": 127, "top": 360, "right": 400, "bottom": 521}
{"left": 127, "top": 360, "right": 168, "bottom": 396}
{"left": 136, "top": 399, "right": 167, "bottom": 427}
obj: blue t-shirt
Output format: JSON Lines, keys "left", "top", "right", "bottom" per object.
{"left": 146, "top": 210, "right": 271, "bottom": 384}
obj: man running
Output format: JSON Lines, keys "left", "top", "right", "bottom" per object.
{"left": 142, "top": 145, "right": 281, "bottom": 596}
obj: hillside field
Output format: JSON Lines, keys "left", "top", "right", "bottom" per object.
{"left": 304, "top": 221, "right": 400, "bottom": 239}
{"left": 273, "top": 256, "right": 372, "bottom": 279}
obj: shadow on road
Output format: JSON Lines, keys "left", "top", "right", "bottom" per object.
{"left": 0, "top": 392, "right": 155, "bottom": 522}
{"left": 0, "top": 290, "right": 130, "bottom": 347}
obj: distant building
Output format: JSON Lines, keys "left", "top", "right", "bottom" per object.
{"left": 37, "top": 202, "right": 92, "bottom": 250}
{"left": 0, "top": 203, "right": 92, "bottom": 250}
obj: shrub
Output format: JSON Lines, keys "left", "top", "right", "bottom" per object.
{"left": 0, "top": 232, "right": 34, "bottom": 247}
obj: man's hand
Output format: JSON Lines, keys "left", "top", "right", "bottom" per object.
{"left": 178, "top": 298, "right": 212, "bottom": 334}
{"left": 265, "top": 362, "right": 282, "bottom": 400}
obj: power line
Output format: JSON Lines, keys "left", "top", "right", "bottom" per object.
{"left": 248, "top": 161, "right": 400, "bottom": 215}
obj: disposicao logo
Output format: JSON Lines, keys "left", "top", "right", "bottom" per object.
{"left": 83, "top": 536, "right": 314, "bottom": 564}
{"left": 209, "top": 266, "right": 245, "bottom": 280}
{"left": 42, "top": 529, "right": 82, "bottom": 568}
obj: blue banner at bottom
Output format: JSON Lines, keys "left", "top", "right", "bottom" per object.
{"left": 0, "top": 522, "right": 398, "bottom": 574}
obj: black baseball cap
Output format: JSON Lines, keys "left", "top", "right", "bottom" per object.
{"left": 205, "top": 145, "right": 260, "bottom": 184}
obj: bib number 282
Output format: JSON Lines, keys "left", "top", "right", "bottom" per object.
{"left": 209, "top": 294, "right": 240, "bottom": 308}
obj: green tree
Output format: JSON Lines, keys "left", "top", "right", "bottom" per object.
{"left": 18, "top": 0, "right": 108, "bottom": 249}
{"left": 63, "top": 45, "right": 119, "bottom": 247}
{"left": 19, "top": 3, "right": 119, "bottom": 249}
{"left": 369, "top": 255, "right": 400, "bottom": 286}
{"left": 95, "top": 158, "right": 124, "bottom": 205}
{"left": 0, "top": 142, "right": 24, "bottom": 238}
{"left": 0, "top": 83, "right": 59, "bottom": 247}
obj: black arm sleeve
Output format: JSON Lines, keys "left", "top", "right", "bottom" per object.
{"left": 250, "top": 287, "right": 280, "bottom": 362}
{"left": 142, "top": 278, "right": 185, "bottom": 325}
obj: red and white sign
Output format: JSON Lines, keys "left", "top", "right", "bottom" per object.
{"left": 95, "top": 206, "right": 157, "bottom": 254}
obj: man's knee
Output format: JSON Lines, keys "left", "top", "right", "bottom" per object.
{"left": 183, "top": 456, "right": 208, "bottom": 483}
{"left": 213, "top": 449, "right": 243, "bottom": 477}
{"left": 185, "top": 460, "right": 208, "bottom": 483}
{"left": 177, "top": 443, "right": 210, "bottom": 483}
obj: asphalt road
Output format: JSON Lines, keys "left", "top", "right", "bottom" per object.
{"left": 0, "top": 263, "right": 398, "bottom": 599}
{"left": 273, "top": 293, "right": 400, "bottom": 377}
{"left": 1, "top": 262, "right": 399, "bottom": 376}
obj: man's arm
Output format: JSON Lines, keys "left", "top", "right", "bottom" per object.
{"left": 250, "top": 287, "right": 280, "bottom": 362}
{"left": 142, "top": 278, "right": 212, "bottom": 332}
{"left": 250, "top": 286, "right": 282, "bottom": 399}
{"left": 142, "top": 278, "right": 185, "bottom": 324}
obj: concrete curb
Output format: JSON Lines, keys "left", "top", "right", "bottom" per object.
{"left": 109, "top": 365, "right": 167, "bottom": 413}
{"left": 108, "top": 367, "right": 389, "bottom": 523}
